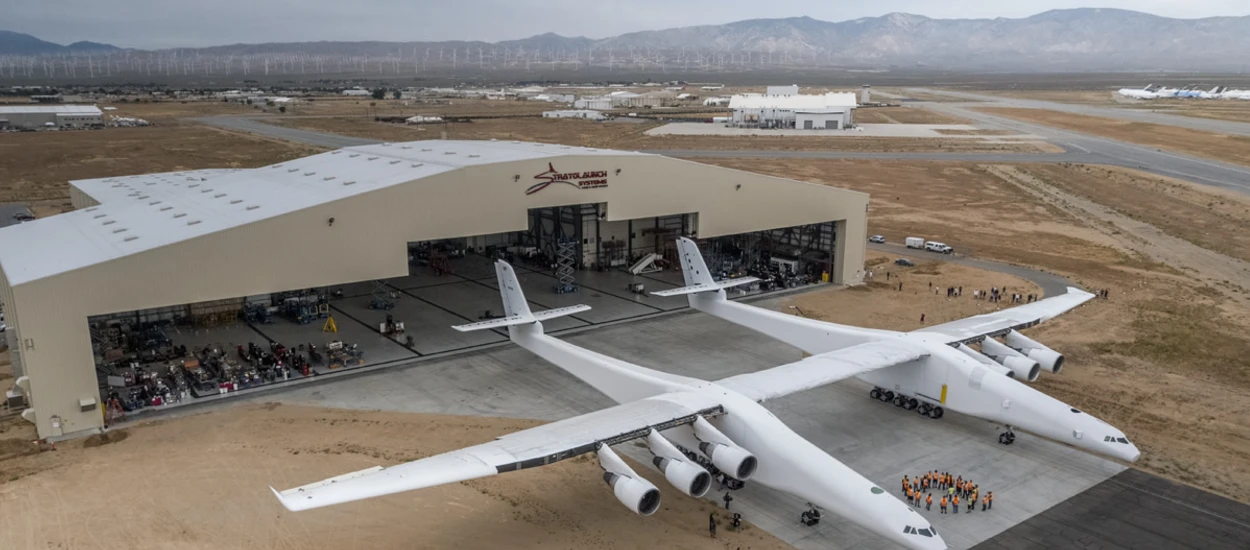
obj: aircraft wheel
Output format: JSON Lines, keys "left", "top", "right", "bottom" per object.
{"left": 917, "top": 404, "right": 932, "bottom": 415}
{"left": 893, "top": 395, "right": 906, "bottom": 407}
{"left": 869, "top": 388, "right": 882, "bottom": 400}
{"left": 906, "top": 398, "right": 919, "bottom": 410}
{"left": 928, "top": 406, "right": 944, "bottom": 419}
{"left": 883, "top": 391, "right": 895, "bottom": 402}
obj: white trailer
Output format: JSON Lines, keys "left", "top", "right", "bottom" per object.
{"left": 905, "top": 237, "right": 924, "bottom": 249}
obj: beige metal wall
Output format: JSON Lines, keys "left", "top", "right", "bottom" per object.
{"left": 11, "top": 154, "right": 867, "bottom": 438}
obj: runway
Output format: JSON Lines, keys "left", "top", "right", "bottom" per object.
{"left": 195, "top": 114, "right": 1250, "bottom": 196}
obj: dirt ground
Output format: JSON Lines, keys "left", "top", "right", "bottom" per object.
{"left": 0, "top": 126, "right": 322, "bottom": 213}
{"left": 788, "top": 253, "right": 1041, "bottom": 331}
{"left": 701, "top": 158, "right": 1250, "bottom": 503}
{"left": 271, "top": 116, "right": 1056, "bottom": 153}
{"left": 852, "top": 107, "right": 968, "bottom": 125}
{"left": 0, "top": 403, "right": 784, "bottom": 550}
{"left": 976, "top": 107, "right": 1250, "bottom": 166}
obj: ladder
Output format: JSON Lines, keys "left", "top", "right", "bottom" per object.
{"left": 553, "top": 237, "right": 579, "bottom": 294}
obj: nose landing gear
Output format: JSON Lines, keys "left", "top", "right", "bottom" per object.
{"left": 998, "top": 426, "right": 1016, "bottom": 445}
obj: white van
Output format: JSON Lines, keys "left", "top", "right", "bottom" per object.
{"left": 905, "top": 237, "right": 924, "bottom": 249}
{"left": 925, "top": 241, "right": 953, "bottom": 254}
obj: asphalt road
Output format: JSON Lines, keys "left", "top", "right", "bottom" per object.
{"left": 196, "top": 111, "right": 1250, "bottom": 196}
{"left": 974, "top": 468, "right": 1250, "bottom": 550}
{"left": 910, "top": 88, "right": 1250, "bottom": 137}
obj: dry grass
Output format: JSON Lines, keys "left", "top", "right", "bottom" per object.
{"left": 1019, "top": 164, "right": 1250, "bottom": 264}
{"left": 271, "top": 116, "right": 1056, "bottom": 153}
{"left": 853, "top": 107, "right": 969, "bottom": 124}
{"left": 976, "top": 107, "right": 1250, "bottom": 167}
{"left": 0, "top": 126, "right": 322, "bottom": 209}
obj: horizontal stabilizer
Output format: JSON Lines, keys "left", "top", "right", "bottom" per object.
{"left": 650, "top": 277, "right": 759, "bottom": 297}
{"left": 451, "top": 305, "right": 590, "bottom": 332}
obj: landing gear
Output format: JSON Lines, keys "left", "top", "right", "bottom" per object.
{"left": 927, "top": 406, "right": 944, "bottom": 419}
{"left": 905, "top": 398, "right": 919, "bottom": 410}
{"left": 917, "top": 403, "right": 932, "bottom": 416}
{"left": 869, "top": 388, "right": 882, "bottom": 400}
{"left": 893, "top": 395, "right": 907, "bottom": 407}
{"left": 882, "top": 390, "right": 895, "bottom": 402}
{"left": 800, "top": 503, "right": 822, "bottom": 526}
{"left": 998, "top": 426, "right": 1016, "bottom": 445}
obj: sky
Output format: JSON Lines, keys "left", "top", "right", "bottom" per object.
{"left": 4, "top": 0, "right": 1250, "bottom": 49}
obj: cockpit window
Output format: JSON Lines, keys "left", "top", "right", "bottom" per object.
{"left": 1105, "top": 436, "right": 1131, "bottom": 444}
{"left": 1116, "top": 437, "right": 1129, "bottom": 444}
{"left": 1070, "top": 408, "right": 1082, "bottom": 413}
{"left": 903, "top": 526, "right": 934, "bottom": 537}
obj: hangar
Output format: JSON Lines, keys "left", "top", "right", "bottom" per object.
{"left": 0, "top": 139, "right": 868, "bottom": 440}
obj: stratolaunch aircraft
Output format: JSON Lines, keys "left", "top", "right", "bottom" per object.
{"left": 272, "top": 261, "right": 947, "bottom": 550}
{"left": 658, "top": 237, "right": 1140, "bottom": 463}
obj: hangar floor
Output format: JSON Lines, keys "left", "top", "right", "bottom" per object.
{"left": 121, "top": 253, "right": 757, "bottom": 410}
{"left": 239, "top": 295, "right": 1128, "bottom": 550}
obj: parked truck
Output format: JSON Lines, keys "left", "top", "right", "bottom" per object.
{"left": 905, "top": 237, "right": 924, "bottom": 249}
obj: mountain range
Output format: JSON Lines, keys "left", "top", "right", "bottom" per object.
{"left": 3, "top": 9, "right": 1250, "bottom": 71}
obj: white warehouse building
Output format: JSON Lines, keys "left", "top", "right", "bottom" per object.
{"left": 728, "top": 92, "right": 858, "bottom": 130}
{"left": 0, "top": 139, "right": 868, "bottom": 440}
{"left": 0, "top": 105, "right": 103, "bottom": 129}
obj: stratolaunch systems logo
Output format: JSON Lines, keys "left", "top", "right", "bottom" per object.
{"left": 526, "top": 163, "right": 609, "bottom": 195}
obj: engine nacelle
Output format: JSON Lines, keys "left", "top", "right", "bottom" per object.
{"left": 652, "top": 456, "right": 712, "bottom": 498}
{"left": 981, "top": 339, "right": 1040, "bottom": 382}
{"left": 1004, "top": 330, "right": 1064, "bottom": 374}
{"left": 597, "top": 445, "right": 661, "bottom": 516}
{"left": 646, "top": 430, "right": 712, "bottom": 498}
{"left": 954, "top": 343, "right": 1017, "bottom": 379}
{"left": 692, "top": 417, "right": 758, "bottom": 480}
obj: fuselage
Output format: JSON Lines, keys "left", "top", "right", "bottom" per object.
{"left": 690, "top": 292, "right": 1140, "bottom": 463}
{"left": 511, "top": 323, "right": 946, "bottom": 550}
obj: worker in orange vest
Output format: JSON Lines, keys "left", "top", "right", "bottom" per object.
{"left": 907, "top": 487, "right": 914, "bottom": 506}
{"left": 926, "top": 493, "right": 933, "bottom": 511}
{"left": 970, "top": 489, "right": 979, "bottom": 513}
{"left": 982, "top": 494, "right": 989, "bottom": 512}
{"left": 953, "top": 494, "right": 960, "bottom": 514}
{"left": 940, "top": 495, "right": 948, "bottom": 514}
{"left": 988, "top": 491, "right": 994, "bottom": 510}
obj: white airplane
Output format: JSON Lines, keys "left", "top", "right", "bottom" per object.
{"left": 657, "top": 237, "right": 1140, "bottom": 463}
{"left": 272, "top": 261, "right": 947, "bottom": 550}
{"left": 1117, "top": 84, "right": 1161, "bottom": 100}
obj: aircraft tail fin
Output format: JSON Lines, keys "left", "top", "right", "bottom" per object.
{"left": 451, "top": 261, "right": 589, "bottom": 332}
{"left": 676, "top": 236, "right": 717, "bottom": 287}
{"left": 652, "top": 237, "right": 757, "bottom": 298}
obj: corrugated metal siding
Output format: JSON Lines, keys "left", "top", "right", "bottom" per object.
{"left": 11, "top": 153, "right": 867, "bottom": 438}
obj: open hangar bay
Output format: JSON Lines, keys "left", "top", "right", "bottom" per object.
{"left": 0, "top": 139, "right": 867, "bottom": 440}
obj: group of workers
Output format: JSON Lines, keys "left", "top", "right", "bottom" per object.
{"left": 902, "top": 472, "right": 993, "bottom": 515}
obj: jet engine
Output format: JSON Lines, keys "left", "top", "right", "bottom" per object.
{"left": 646, "top": 431, "right": 712, "bottom": 498}
{"left": 692, "top": 417, "right": 758, "bottom": 480}
{"left": 980, "top": 339, "right": 1041, "bottom": 382}
{"left": 1004, "top": 330, "right": 1064, "bottom": 374}
{"left": 597, "top": 445, "right": 661, "bottom": 516}
{"left": 954, "top": 343, "right": 1016, "bottom": 379}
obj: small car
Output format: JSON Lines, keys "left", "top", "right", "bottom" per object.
{"left": 12, "top": 212, "right": 35, "bottom": 222}
{"left": 894, "top": 258, "right": 915, "bottom": 267}
{"left": 868, "top": 235, "right": 885, "bottom": 244}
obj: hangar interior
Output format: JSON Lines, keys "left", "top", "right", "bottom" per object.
{"left": 0, "top": 139, "right": 866, "bottom": 439}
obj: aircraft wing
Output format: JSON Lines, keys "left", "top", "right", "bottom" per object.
{"left": 650, "top": 277, "right": 759, "bottom": 297}
{"left": 923, "top": 286, "right": 1096, "bottom": 345}
{"left": 716, "top": 340, "right": 929, "bottom": 403}
{"left": 271, "top": 392, "right": 724, "bottom": 512}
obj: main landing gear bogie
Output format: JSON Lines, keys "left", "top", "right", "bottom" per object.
{"left": 869, "top": 387, "right": 942, "bottom": 419}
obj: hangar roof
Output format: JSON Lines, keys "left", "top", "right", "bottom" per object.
{"left": 728, "top": 92, "right": 858, "bottom": 110}
{"left": 0, "top": 140, "right": 645, "bottom": 287}
{"left": 0, "top": 105, "right": 103, "bottom": 115}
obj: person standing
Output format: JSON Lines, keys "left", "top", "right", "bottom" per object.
{"left": 723, "top": 491, "right": 734, "bottom": 510}
{"left": 709, "top": 512, "right": 717, "bottom": 537}
{"left": 940, "top": 496, "right": 948, "bottom": 514}
{"left": 926, "top": 493, "right": 933, "bottom": 511}
{"left": 952, "top": 494, "right": 960, "bottom": 514}
{"left": 982, "top": 494, "right": 989, "bottom": 512}
{"left": 988, "top": 491, "right": 994, "bottom": 510}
